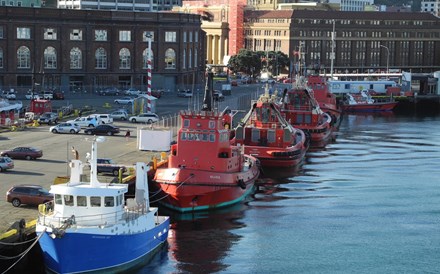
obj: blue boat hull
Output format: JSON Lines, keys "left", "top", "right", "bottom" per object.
{"left": 38, "top": 219, "right": 169, "bottom": 274}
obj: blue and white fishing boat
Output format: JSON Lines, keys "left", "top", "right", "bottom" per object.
{"left": 36, "top": 137, "right": 170, "bottom": 273}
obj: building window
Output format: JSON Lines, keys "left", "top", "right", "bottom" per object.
{"left": 188, "top": 48, "right": 192, "bottom": 68}
{"left": 70, "top": 29, "right": 82, "bottom": 41}
{"left": 95, "top": 47, "right": 107, "bottom": 69}
{"left": 44, "top": 28, "right": 57, "bottom": 40}
{"left": 195, "top": 31, "right": 198, "bottom": 42}
{"left": 119, "top": 30, "right": 131, "bottom": 42}
{"left": 0, "top": 26, "right": 3, "bottom": 38}
{"left": 165, "top": 31, "right": 176, "bottom": 42}
{"left": 142, "top": 48, "right": 154, "bottom": 69}
{"left": 189, "top": 31, "right": 192, "bottom": 42}
{"left": 194, "top": 48, "right": 198, "bottom": 68}
{"left": 17, "top": 27, "right": 30, "bottom": 39}
{"left": 95, "top": 30, "right": 107, "bottom": 41}
{"left": 17, "top": 46, "right": 30, "bottom": 68}
{"left": 119, "top": 48, "right": 131, "bottom": 69}
{"left": 183, "top": 31, "right": 187, "bottom": 43}
{"left": 142, "top": 31, "right": 154, "bottom": 42}
{"left": 183, "top": 49, "right": 186, "bottom": 69}
{"left": 165, "top": 48, "right": 176, "bottom": 69}
{"left": 70, "top": 47, "right": 82, "bottom": 69}
{"left": 0, "top": 48, "right": 3, "bottom": 68}
{"left": 44, "top": 46, "right": 57, "bottom": 69}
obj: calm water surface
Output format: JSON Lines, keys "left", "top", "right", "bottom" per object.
{"left": 138, "top": 113, "right": 440, "bottom": 273}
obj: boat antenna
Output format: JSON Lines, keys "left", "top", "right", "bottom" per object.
{"left": 202, "top": 66, "right": 213, "bottom": 111}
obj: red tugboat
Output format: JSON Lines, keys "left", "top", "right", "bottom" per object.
{"left": 232, "top": 90, "right": 308, "bottom": 168}
{"left": 306, "top": 75, "right": 342, "bottom": 127}
{"left": 280, "top": 81, "right": 333, "bottom": 148}
{"left": 153, "top": 70, "right": 260, "bottom": 212}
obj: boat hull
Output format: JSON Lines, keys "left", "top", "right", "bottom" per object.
{"left": 245, "top": 145, "right": 306, "bottom": 168}
{"left": 154, "top": 164, "right": 260, "bottom": 212}
{"left": 342, "top": 101, "right": 398, "bottom": 112}
{"left": 37, "top": 218, "right": 170, "bottom": 274}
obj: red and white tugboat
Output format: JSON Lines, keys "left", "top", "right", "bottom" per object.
{"left": 306, "top": 75, "right": 342, "bottom": 127}
{"left": 232, "top": 88, "right": 308, "bottom": 168}
{"left": 280, "top": 79, "right": 333, "bottom": 148}
{"left": 153, "top": 69, "right": 260, "bottom": 212}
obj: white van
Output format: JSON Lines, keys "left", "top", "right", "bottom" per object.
{"left": 88, "top": 114, "right": 113, "bottom": 125}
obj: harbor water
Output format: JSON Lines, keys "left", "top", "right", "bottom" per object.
{"left": 138, "top": 112, "right": 440, "bottom": 274}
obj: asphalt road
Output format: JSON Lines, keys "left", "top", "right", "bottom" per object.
{"left": 0, "top": 82, "right": 282, "bottom": 232}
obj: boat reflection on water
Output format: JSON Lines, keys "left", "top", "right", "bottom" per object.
{"left": 165, "top": 204, "right": 247, "bottom": 273}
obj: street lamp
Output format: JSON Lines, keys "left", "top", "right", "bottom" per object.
{"left": 380, "top": 44, "right": 389, "bottom": 75}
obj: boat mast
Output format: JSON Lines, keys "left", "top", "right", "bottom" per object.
{"left": 202, "top": 66, "right": 213, "bottom": 111}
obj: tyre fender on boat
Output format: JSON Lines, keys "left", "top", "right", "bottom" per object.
{"left": 237, "top": 179, "right": 246, "bottom": 189}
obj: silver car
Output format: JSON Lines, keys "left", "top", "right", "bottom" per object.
{"left": 49, "top": 122, "right": 81, "bottom": 134}
{"left": 129, "top": 113, "right": 159, "bottom": 124}
{"left": 0, "top": 156, "right": 14, "bottom": 172}
{"left": 110, "top": 110, "right": 129, "bottom": 120}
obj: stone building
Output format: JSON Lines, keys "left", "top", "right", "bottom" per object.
{"left": 0, "top": 7, "right": 205, "bottom": 92}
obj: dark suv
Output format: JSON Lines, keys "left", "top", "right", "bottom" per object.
{"left": 97, "top": 158, "right": 127, "bottom": 176}
{"left": 6, "top": 185, "right": 53, "bottom": 207}
{"left": 38, "top": 112, "right": 59, "bottom": 125}
{"left": 99, "top": 87, "right": 120, "bottom": 96}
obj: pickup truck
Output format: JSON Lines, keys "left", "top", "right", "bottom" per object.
{"left": 67, "top": 116, "right": 99, "bottom": 128}
{"left": 96, "top": 158, "right": 127, "bottom": 176}
{"left": 38, "top": 112, "right": 59, "bottom": 125}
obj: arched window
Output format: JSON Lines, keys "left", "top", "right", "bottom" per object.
{"left": 165, "top": 48, "right": 176, "bottom": 69}
{"left": 0, "top": 48, "right": 3, "bottom": 68}
{"left": 142, "top": 48, "right": 154, "bottom": 69}
{"left": 70, "top": 47, "right": 82, "bottom": 69}
{"left": 95, "top": 47, "right": 107, "bottom": 69}
{"left": 119, "top": 48, "right": 131, "bottom": 69}
{"left": 44, "top": 46, "right": 57, "bottom": 69}
{"left": 183, "top": 49, "right": 186, "bottom": 69}
{"left": 194, "top": 48, "right": 198, "bottom": 68}
{"left": 189, "top": 48, "right": 192, "bottom": 69}
{"left": 17, "top": 46, "right": 30, "bottom": 69}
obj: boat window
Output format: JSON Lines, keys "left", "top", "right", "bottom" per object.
{"left": 267, "top": 130, "right": 276, "bottom": 143}
{"left": 251, "top": 128, "right": 260, "bottom": 143}
{"left": 181, "top": 132, "right": 187, "bottom": 141}
{"left": 91, "top": 196, "right": 101, "bottom": 207}
{"left": 64, "top": 195, "right": 74, "bottom": 206}
{"left": 55, "top": 194, "right": 62, "bottom": 205}
{"left": 202, "top": 133, "right": 209, "bottom": 141}
{"left": 209, "top": 121, "right": 215, "bottom": 129}
{"left": 183, "top": 119, "right": 190, "bottom": 128}
{"left": 304, "top": 114, "right": 312, "bottom": 124}
{"left": 209, "top": 134, "right": 215, "bottom": 142}
{"left": 117, "top": 194, "right": 123, "bottom": 206}
{"left": 296, "top": 114, "right": 303, "bottom": 124}
{"left": 104, "top": 196, "right": 114, "bottom": 207}
{"left": 77, "top": 196, "right": 87, "bottom": 207}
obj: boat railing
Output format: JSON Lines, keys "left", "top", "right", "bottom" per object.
{"left": 38, "top": 204, "right": 148, "bottom": 228}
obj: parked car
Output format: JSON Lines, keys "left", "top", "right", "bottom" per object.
{"left": 0, "top": 156, "right": 14, "bottom": 172}
{"left": 49, "top": 122, "right": 81, "bottom": 134}
{"left": 97, "top": 158, "right": 127, "bottom": 176}
{"left": 0, "top": 147, "right": 43, "bottom": 160}
{"left": 84, "top": 124, "right": 120, "bottom": 136}
{"left": 1, "top": 91, "right": 16, "bottom": 100}
{"left": 88, "top": 114, "right": 113, "bottom": 124}
{"left": 67, "top": 116, "right": 99, "bottom": 128}
{"left": 213, "top": 90, "right": 225, "bottom": 102}
{"left": 99, "top": 87, "right": 120, "bottom": 96}
{"left": 38, "top": 112, "right": 59, "bottom": 125}
{"left": 151, "top": 90, "right": 164, "bottom": 98}
{"left": 177, "top": 89, "right": 193, "bottom": 98}
{"left": 129, "top": 113, "right": 159, "bottom": 124}
{"left": 25, "top": 91, "right": 40, "bottom": 100}
{"left": 110, "top": 110, "right": 129, "bottom": 120}
{"left": 40, "top": 91, "right": 54, "bottom": 99}
{"left": 53, "top": 92, "right": 65, "bottom": 100}
{"left": 124, "top": 88, "right": 141, "bottom": 96}
{"left": 6, "top": 185, "right": 53, "bottom": 207}
{"left": 114, "top": 97, "right": 135, "bottom": 105}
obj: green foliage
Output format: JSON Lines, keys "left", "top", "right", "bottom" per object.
{"left": 228, "top": 49, "right": 290, "bottom": 77}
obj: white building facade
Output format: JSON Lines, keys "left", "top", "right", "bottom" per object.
{"left": 421, "top": 0, "right": 440, "bottom": 16}
{"left": 57, "top": 0, "right": 181, "bottom": 11}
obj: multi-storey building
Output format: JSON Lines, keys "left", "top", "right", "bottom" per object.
{"left": 0, "top": 0, "right": 41, "bottom": 7}
{"left": 58, "top": 0, "right": 181, "bottom": 12}
{"left": 243, "top": 10, "right": 440, "bottom": 74}
{"left": 421, "top": 0, "right": 440, "bottom": 16}
{"left": 0, "top": 7, "right": 205, "bottom": 92}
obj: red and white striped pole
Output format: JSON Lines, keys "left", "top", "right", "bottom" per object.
{"left": 146, "top": 33, "right": 153, "bottom": 113}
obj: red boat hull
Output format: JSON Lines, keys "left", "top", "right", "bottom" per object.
{"left": 244, "top": 145, "right": 306, "bottom": 168}
{"left": 153, "top": 160, "right": 260, "bottom": 212}
{"left": 342, "top": 101, "right": 398, "bottom": 112}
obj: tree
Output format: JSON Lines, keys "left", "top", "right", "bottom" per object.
{"left": 228, "top": 49, "right": 262, "bottom": 78}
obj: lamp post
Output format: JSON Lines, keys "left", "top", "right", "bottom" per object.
{"left": 380, "top": 44, "right": 389, "bottom": 75}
